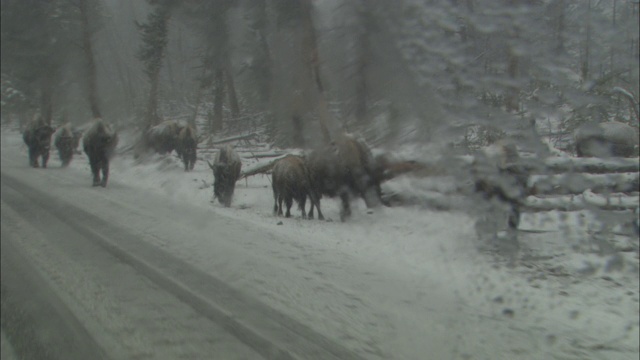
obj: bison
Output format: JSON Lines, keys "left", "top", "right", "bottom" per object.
{"left": 145, "top": 120, "right": 183, "bottom": 155}
{"left": 22, "top": 118, "right": 55, "bottom": 168}
{"left": 472, "top": 140, "right": 528, "bottom": 243}
{"left": 177, "top": 124, "right": 197, "bottom": 171}
{"left": 208, "top": 145, "right": 242, "bottom": 207}
{"left": 272, "top": 155, "right": 324, "bottom": 219}
{"left": 306, "top": 134, "right": 383, "bottom": 221}
{"left": 574, "top": 121, "right": 639, "bottom": 158}
{"left": 54, "top": 123, "right": 82, "bottom": 167}
{"left": 83, "top": 118, "right": 119, "bottom": 187}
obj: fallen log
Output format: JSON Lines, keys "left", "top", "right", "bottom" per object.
{"left": 538, "top": 157, "right": 639, "bottom": 174}
{"left": 524, "top": 191, "right": 639, "bottom": 211}
{"left": 210, "top": 133, "right": 257, "bottom": 145}
{"left": 240, "top": 151, "right": 288, "bottom": 159}
{"left": 239, "top": 155, "right": 290, "bottom": 179}
{"left": 529, "top": 172, "right": 640, "bottom": 195}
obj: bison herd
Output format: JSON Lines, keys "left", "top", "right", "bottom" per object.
{"left": 21, "top": 117, "right": 639, "bottom": 224}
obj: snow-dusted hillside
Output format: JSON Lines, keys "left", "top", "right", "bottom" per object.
{"left": 3, "top": 125, "right": 638, "bottom": 359}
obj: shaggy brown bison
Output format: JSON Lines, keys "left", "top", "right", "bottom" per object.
{"left": 54, "top": 123, "right": 82, "bottom": 167}
{"left": 574, "top": 121, "right": 639, "bottom": 157}
{"left": 272, "top": 155, "right": 324, "bottom": 219}
{"left": 208, "top": 145, "right": 242, "bottom": 207}
{"left": 83, "top": 119, "right": 119, "bottom": 187}
{"left": 177, "top": 124, "right": 197, "bottom": 171}
{"left": 306, "top": 134, "right": 383, "bottom": 221}
{"left": 472, "top": 140, "right": 528, "bottom": 243}
{"left": 22, "top": 118, "right": 55, "bottom": 168}
{"left": 146, "top": 120, "right": 183, "bottom": 155}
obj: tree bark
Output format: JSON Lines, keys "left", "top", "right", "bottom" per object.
{"left": 581, "top": 0, "right": 591, "bottom": 81}
{"left": 505, "top": 52, "right": 519, "bottom": 113}
{"left": 146, "top": 70, "right": 161, "bottom": 128}
{"left": 301, "top": 0, "right": 331, "bottom": 144}
{"left": 191, "top": 46, "right": 214, "bottom": 128}
{"left": 213, "top": 68, "right": 225, "bottom": 133}
{"left": 79, "top": 0, "right": 102, "bottom": 119}
{"left": 40, "top": 77, "right": 53, "bottom": 126}
{"left": 225, "top": 58, "right": 240, "bottom": 118}
{"left": 555, "top": 0, "right": 565, "bottom": 54}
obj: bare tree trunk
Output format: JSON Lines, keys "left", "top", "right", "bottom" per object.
{"left": 555, "top": 0, "right": 565, "bottom": 54}
{"left": 581, "top": 0, "right": 591, "bottom": 81}
{"left": 79, "top": 0, "right": 102, "bottom": 119}
{"left": 141, "top": 6, "right": 172, "bottom": 130}
{"left": 301, "top": 0, "right": 331, "bottom": 144}
{"left": 505, "top": 52, "right": 519, "bottom": 113}
{"left": 40, "top": 77, "right": 53, "bottom": 125}
{"left": 254, "top": 0, "right": 272, "bottom": 107}
{"left": 225, "top": 58, "right": 240, "bottom": 118}
{"left": 146, "top": 71, "right": 161, "bottom": 128}
{"left": 191, "top": 47, "right": 214, "bottom": 128}
{"left": 213, "top": 68, "right": 225, "bottom": 133}
{"left": 352, "top": 0, "right": 371, "bottom": 127}
{"left": 291, "top": 115, "right": 304, "bottom": 148}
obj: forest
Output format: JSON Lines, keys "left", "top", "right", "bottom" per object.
{"left": 2, "top": 0, "right": 638, "bottom": 153}
{"left": 1, "top": 2, "right": 639, "bottom": 358}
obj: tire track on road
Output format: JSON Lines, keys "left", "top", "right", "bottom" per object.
{"left": 1, "top": 172, "right": 366, "bottom": 360}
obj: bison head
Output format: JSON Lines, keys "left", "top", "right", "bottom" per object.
{"left": 30, "top": 124, "right": 55, "bottom": 150}
{"left": 209, "top": 161, "right": 233, "bottom": 207}
{"left": 208, "top": 146, "right": 241, "bottom": 207}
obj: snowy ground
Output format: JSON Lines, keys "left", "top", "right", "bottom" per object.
{"left": 2, "top": 125, "right": 639, "bottom": 359}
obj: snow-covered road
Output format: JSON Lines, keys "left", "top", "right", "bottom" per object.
{"left": 1, "top": 128, "right": 638, "bottom": 359}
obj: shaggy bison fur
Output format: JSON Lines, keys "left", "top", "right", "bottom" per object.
{"left": 83, "top": 119, "right": 119, "bottom": 187}
{"left": 574, "top": 121, "right": 639, "bottom": 158}
{"left": 472, "top": 140, "right": 528, "bottom": 241}
{"left": 306, "top": 134, "right": 383, "bottom": 221}
{"left": 146, "top": 120, "right": 183, "bottom": 155}
{"left": 54, "top": 123, "right": 82, "bottom": 167}
{"left": 272, "top": 155, "right": 324, "bottom": 219}
{"left": 208, "top": 145, "right": 242, "bottom": 207}
{"left": 177, "top": 125, "right": 197, "bottom": 171}
{"left": 23, "top": 118, "right": 55, "bottom": 168}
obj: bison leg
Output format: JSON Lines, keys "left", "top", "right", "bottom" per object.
{"left": 285, "top": 195, "right": 293, "bottom": 217}
{"left": 183, "top": 153, "right": 190, "bottom": 171}
{"left": 29, "top": 147, "right": 39, "bottom": 168}
{"left": 90, "top": 158, "right": 101, "bottom": 186}
{"left": 273, "top": 195, "right": 279, "bottom": 215}
{"left": 299, "top": 196, "right": 307, "bottom": 219}
{"left": 224, "top": 184, "right": 235, "bottom": 207}
{"left": 339, "top": 192, "right": 351, "bottom": 222}
{"left": 41, "top": 149, "right": 50, "bottom": 168}
{"left": 273, "top": 188, "right": 279, "bottom": 215}
{"left": 100, "top": 160, "right": 110, "bottom": 187}
{"left": 277, "top": 195, "right": 284, "bottom": 216}
{"left": 308, "top": 193, "right": 324, "bottom": 220}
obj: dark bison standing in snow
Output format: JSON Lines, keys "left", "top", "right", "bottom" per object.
{"left": 146, "top": 120, "right": 183, "bottom": 155}
{"left": 83, "top": 119, "right": 119, "bottom": 187}
{"left": 272, "top": 155, "right": 324, "bottom": 219}
{"left": 23, "top": 118, "right": 55, "bottom": 168}
{"left": 306, "top": 134, "right": 383, "bottom": 221}
{"left": 574, "top": 121, "right": 639, "bottom": 158}
{"left": 208, "top": 145, "right": 242, "bottom": 207}
{"left": 177, "top": 124, "right": 197, "bottom": 171}
{"left": 54, "top": 123, "right": 82, "bottom": 167}
{"left": 472, "top": 140, "right": 528, "bottom": 243}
